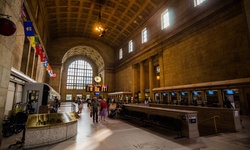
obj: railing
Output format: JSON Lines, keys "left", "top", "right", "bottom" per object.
{"left": 199, "top": 115, "right": 219, "bottom": 134}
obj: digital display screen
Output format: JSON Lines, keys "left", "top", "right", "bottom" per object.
{"left": 193, "top": 91, "right": 198, "bottom": 96}
{"left": 181, "top": 92, "right": 186, "bottom": 96}
{"left": 226, "top": 90, "right": 234, "bottom": 95}
{"left": 94, "top": 92, "right": 100, "bottom": 96}
{"left": 207, "top": 90, "right": 214, "bottom": 95}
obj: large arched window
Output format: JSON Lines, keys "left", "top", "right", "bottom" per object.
{"left": 66, "top": 60, "right": 93, "bottom": 89}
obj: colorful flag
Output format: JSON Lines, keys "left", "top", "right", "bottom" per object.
{"left": 30, "top": 36, "right": 36, "bottom": 48}
{"left": 46, "top": 64, "right": 51, "bottom": 71}
{"left": 35, "top": 44, "right": 42, "bottom": 55}
{"left": 52, "top": 73, "right": 56, "bottom": 78}
{"left": 43, "top": 58, "right": 48, "bottom": 67}
{"left": 48, "top": 69, "right": 53, "bottom": 76}
{"left": 40, "top": 51, "right": 46, "bottom": 62}
{"left": 24, "top": 21, "right": 34, "bottom": 36}
{"left": 20, "top": 0, "right": 26, "bottom": 18}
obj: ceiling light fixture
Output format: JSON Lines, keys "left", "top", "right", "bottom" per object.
{"left": 95, "top": 0, "right": 107, "bottom": 37}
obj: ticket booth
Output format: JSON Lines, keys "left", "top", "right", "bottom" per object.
{"left": 223, "top": 89, "right": 239, "bottom": 109}
{"left": 162, "top": 92, "right": 168, "bottom": 104}
{"left": 206, "top": 90, "right": 219, "bottom": 107}
{"left": 154, "top": 93, "right": 161, "bottom": 103}
{"left": 171, "top": 92, "right": 177, "bottom": 104}
{"left": 192, "top": 91, "right": 202, "bottom": 106}
{"left": 180, "top": 91, "right": 188, "bottom": 105}
{"left": 22, "top": 83, "right": 60, "bottom": 114}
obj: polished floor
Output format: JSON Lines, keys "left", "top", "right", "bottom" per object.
{"left": 1, "top": 102, "right": 250, "bottom": 150}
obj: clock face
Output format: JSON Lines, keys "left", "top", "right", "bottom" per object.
{"left": 94, "top": 76, "right": 101, "bottom": 83}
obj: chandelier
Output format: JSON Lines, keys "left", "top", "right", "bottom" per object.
{"left": 95, "top": 22, "right": 104, "bottom": 32}
{"left": 94, "top": 0, "right": 107, "bottom": 37}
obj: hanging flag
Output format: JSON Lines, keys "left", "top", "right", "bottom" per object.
{"left": 43, "top": 58, "right": 49, "bottom": 67}
{"left": 48, "top": 69, "right": 53, "bottom": 76}
{"left": 35, "top": 44, "right": 42, "bottom": 55}
{"left": 24, "top": 21, "right": 34, "bottom": 36}
{"left": 52, "top": 73, "right": 56, "bottom": 78}
{"left": 20, "top": 0, "right": 26, "bottom": 18}
{"left": 40, "top": 51, "right": 46, "bottom": 62}
{"left": 30, "top": 36, "right": 36, "bottom": 48}
{"left": 46, "top": 64, "right": 51, "bottom": 71}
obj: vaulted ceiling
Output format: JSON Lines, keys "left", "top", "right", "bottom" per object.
{"left": 40, "top": 0, "right": 166, "bottom": 49}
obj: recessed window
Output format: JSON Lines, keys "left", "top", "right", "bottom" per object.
{"left": 119, "top": 48, "right": 123, "bottom": 59}
{"left": 194, "top": 0, "right": 206, "bottom": 7}
{"left": 141, "top": 28, "right": 147, "bottom": 43}
{"left": 161, "top": 9, "right": 170, "bottom": 30}
{"left": 66, "top": 60, "right": 93, "bottom": 90}
{"left": 128, "top": 40, "right": 133, "bottom": 53}
{"left": 66, "top": 94, "right": 72, "bottom": 101}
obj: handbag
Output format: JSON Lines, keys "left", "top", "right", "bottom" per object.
{"left": 90, "top": 111, "right": 93, "bottom": 117}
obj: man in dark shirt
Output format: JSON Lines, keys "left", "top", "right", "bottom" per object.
{"left": 91, "top": 97, "right": 99, "bottom": 123}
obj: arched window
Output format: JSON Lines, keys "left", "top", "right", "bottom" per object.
{"left": 66, "top": 60, "right": 93, "bottom": 89}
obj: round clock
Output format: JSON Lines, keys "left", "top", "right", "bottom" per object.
{"left": 94, "top": 76, "right": 102, "bottom": 83}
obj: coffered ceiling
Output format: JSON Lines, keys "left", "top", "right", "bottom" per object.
{"left": 40, "top": 0, "right": 166, "bottom": 49}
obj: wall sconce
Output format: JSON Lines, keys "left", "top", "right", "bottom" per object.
{"left": 156, "top": 75, "right": 160, "bottom": 80}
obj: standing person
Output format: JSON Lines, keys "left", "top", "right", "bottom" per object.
{"left": 224, "top": 97, "right": 233, "bottom": 108}
{"left": 99, "top": 99, "right": 107, "bottom": 121}
{"left": 54, "top": 96, "right": 59, "bottom": 109}
{"left": 87, "top": 98, "right": 91, "bottom": 108}
{"left": 78, "top": 98, "right": 83, "bottom": 114}
{"left": 91, "top": 97, "right": 99, "bottom": 123}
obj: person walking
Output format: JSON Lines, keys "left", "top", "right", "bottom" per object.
{"left": 99, "top": 99, "right": 107, "bottom": 121}
{"left": 91, "top": 97, "right": 99, "bottom": 123}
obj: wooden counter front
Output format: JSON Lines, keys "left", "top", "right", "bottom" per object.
{"left": 123, "top": 104, "right": 199, "bottom": 138}
{"left": 149, "top": 103, "right": 241, "bottom": 132}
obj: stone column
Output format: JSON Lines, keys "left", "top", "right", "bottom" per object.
{"left": 148, "top": 57, "right": 154, "bottom": 101}
{"left": 158, "top": 52, "right": 164, "bottom": 87}
{"left": 132, "top": 64, "right": 138, "bottom": 103}
{"left": 25, "top": 45, "right": 32, "bottom": 75}
{"left": 140, "top": 62, "right": 145, "bottom": 102}
{"left": 31, "top": 49, "right": 36, "bottom": 79}
{"left": 201, "top": 90, "right": 206, "bottom": 106}
{"left": 218, "top": 89, "right": 224, "bottom": 108}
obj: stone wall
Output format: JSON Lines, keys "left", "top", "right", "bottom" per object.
{"left": 114, "top": 0, "right": 250, "bottom": 88}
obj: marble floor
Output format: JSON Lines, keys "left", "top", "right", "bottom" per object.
{"left": 1, "top": 102, "right": 250, "bottom": 150}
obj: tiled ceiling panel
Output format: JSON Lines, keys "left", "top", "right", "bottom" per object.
{"left": 41, "top": 0, "right": 167, "bottom": 49}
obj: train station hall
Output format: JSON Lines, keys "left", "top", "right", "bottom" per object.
{"left": 1, "top": 0, "right": 250, "bottom": 149}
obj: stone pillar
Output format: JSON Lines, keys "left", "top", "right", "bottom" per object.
{"left": 148, "top": 57, "right": 154, "bottom": 101}
{"left": 25, "top": 45, "right": 32, "bottom": 75}
{"left": 218, "top": 89, "right": 224, "bottom": 108}
{"left": 132, "top": 64, "right": 138, "bottom": 103}
{"left": 140, "top": 62, "right": 145, "bottom": 102}
{"left": 158, "top": 53, "right": 164, "bottom": 87}
{"left": 187, "top": 91, "right": 191, "bottom": 105}
{"left": 31, "top": 49, "right": 36, "bottom": 79}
